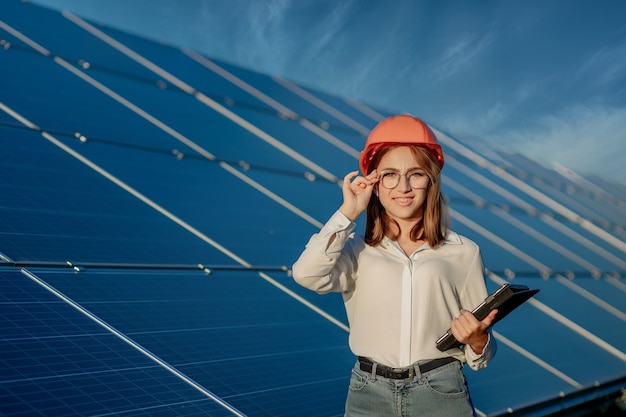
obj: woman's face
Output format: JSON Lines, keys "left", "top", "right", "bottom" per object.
{"left": 375, "top": 146, "right": 428, "bottom": 226}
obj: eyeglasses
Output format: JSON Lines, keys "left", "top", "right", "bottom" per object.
{"left": 378, "top": 170, "right": 429, "bottom": 189}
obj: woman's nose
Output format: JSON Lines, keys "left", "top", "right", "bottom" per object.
{"left": 396, "top": 174, "right": 412, "bottom": 192}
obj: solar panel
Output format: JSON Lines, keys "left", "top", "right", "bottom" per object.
{"left": 0, "top": 269, "right": 246, "bottom": 416}
{"left": 1, "top": 1, "right": 625, "bottom": 416}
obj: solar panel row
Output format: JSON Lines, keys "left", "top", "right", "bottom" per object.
{"left": 1, "top": 1, "right": 624, "bottom": 416}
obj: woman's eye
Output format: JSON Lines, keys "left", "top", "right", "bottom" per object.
{"left": 382, "top": 172, "right": 398, "bottom": 179}
{"left": 409, "top": 172, "right": 426, "bottom": 179}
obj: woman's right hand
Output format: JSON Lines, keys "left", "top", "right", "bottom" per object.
{"left": 338, "top": 170, "right": 379, "bottom": 221}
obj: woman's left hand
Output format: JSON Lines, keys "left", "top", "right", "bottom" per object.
{"left": 450, "top": 309, "right": 498, "bottom": 354}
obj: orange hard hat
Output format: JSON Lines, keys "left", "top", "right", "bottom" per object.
{"left": 359, "top": 115, "right": 444, "bottom": 174}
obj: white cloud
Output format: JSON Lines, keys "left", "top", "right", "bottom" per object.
{"left": 424, "top": 31, "right": 494, "bottom": 83}
{"left": 499, "top": 104, "right": 626, "bottom": 183}
{"left": 234, "top": 0, "right": 294, "bottom": 72}
{"left": 576, "top": 39, "right": 626, "bottom": 90}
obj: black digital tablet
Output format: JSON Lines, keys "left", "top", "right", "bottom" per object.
{"left": 435, "top": 283, "right": 540, "bottom": 352}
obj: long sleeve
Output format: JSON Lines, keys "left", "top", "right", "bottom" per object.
{"left": 458, "top": 247, "right": 497, "bottom": 370}
{"left": 293, "top": 218, "right": 496, "bottom": 370}
{"left": 463, "top": 333, "right": 496, "bottom": 370}
{"left": 291, "top": 211, "right": 358, "bottom": 294}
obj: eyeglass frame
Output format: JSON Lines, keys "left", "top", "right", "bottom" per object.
{"left": 377, "top": 169, "right": 430, "bottom": 189}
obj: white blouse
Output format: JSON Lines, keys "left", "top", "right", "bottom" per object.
{"left": 292, "top": 211, "right": 496, "bottom": 370}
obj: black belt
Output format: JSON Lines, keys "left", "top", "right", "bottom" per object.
{"left": 358, "top": 356, "right": 458, "bottom": 380}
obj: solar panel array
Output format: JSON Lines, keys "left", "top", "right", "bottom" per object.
{"left": 1, "top": 1, "right": 625, "bottom": 416}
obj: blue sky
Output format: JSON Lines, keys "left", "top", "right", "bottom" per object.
{"left": 32, "top": 0, "right": 626, "bottom": 183}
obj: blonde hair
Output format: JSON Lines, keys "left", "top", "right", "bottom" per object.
{"left": 364, "top": 145, "right": 449, "bottom": 248}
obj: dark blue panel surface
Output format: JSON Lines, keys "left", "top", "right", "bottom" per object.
{"left": 0, "top": 128, "right": 236, "bottom": 265}
{"left": 0, "top": 269, "right": 240, "bottom": 417}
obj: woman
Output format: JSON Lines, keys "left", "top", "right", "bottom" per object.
{"left": 292, "top": 115, "right": 497, "bottom": 416}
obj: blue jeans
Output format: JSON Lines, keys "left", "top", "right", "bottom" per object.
{"left": 344, "top": 359, "right": 475, "bottom": 417}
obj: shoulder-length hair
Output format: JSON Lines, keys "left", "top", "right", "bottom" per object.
{"left": 364, "top": 144, "right": 449, "bottom": 248}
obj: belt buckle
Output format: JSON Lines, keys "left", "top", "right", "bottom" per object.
{"left": 386, "top": 366, "right": 414, "bottom": 380}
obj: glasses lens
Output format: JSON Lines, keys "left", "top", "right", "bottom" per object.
{"left": 409, "top": 173, "right": 428, "bottom": 188}
{"left": 380, "top": 173, "right": 399, "bottom": 189}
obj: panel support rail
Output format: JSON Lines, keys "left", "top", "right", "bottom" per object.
{"left": 0, "top": 260, "right": 291, "bottom": 274}
{"left": 491, "top": 376, "right": 626, "bottom": 416}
